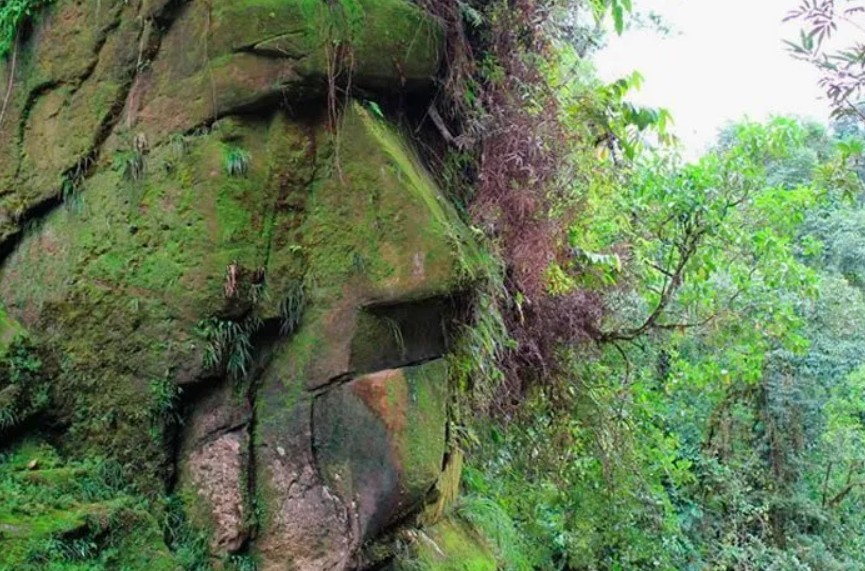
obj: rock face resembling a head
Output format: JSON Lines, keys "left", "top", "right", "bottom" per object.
{"left": 0, "top": 0, "right": 479, "bottom": 567}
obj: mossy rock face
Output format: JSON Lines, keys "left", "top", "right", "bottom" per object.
{"left": 120, "top": 0, "right": 442, "bottom": 146}
{"left": 314, "top": 361, "right": 449, "bottom": 541}
{"left": 0, "top": 0, "right": 164, "bottom": 243}
{"left": 1, "top": 98, "right": 474, "bottom": 567}
{"left": 0, "top": 0, "right": 442, "bottom": 246}
{"left": 0, "top": 0, "right": 477, "bottom": 567}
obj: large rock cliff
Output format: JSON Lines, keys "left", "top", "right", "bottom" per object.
{"left": 0, "top": 1, "right": 493, "bottom": 568}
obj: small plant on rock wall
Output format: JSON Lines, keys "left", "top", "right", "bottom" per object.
{"left": 382, "top": 316, "right": 406, "bottom": 359}
{"left": 113, "top": 149, "right": 145, "bottom": 182}
{"left": 224, "top": 146, "right": 251, "bottom": 177}
{"left": 147, "top": 372, "right": 182, "bottom": 442}
{"left": 196, "top": 316, "right": 261, "bottom": 381}
{"left": 169, "top": 133, "right": 189, "bottom": 158}
{"left": 150, "top": 372, "right": 183, "bottom": 420}
{"left": 112, "top": 134, "right": 148, "bottom": 183}
{"left": 60, "top": 155, "right": 93, "bottom": 212}
{"left": 278, "top": 280, "right": 306, "bottom": 336}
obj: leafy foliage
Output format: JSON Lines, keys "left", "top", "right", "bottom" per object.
{"left": 196, "top": 316, "right": 260, "bottom": 381}
{"left": 420, "top": 0, "right": 672, "bottom": 411}
{"left": 462, "top": 113, "right": 865, "bottom": 570}
{"left": 0, "top": 0, "right": 52, "bottom": 58}
{"left": 785, "top": 0, "right": 865, "bottom": 120}
{"left": 0, "top": 337, "right": 47, "bottom": 433}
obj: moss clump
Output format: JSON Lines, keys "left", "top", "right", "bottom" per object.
{"left": 0, "top": 336, "right": 47, "bottom": 435}
{"left": 393, "top": 518, "right": 497, "bottom": 571}
{"left": 0, "top": 438, "right": 177, "bottom": 570}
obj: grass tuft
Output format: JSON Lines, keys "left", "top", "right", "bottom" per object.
{"left": 278, "top": 280, "right": 306, "bottom": 336}
{"left": 224, "top": 146, "right": 251, "bottom": 177}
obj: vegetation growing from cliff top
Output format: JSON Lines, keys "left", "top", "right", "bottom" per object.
{"left": 422, "top": 0, "right": 673, "bottom": 413}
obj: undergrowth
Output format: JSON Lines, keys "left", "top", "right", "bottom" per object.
{"left": 161, "top": 495, "right": 259, "bottom": 570}
{"left": 0, "top": 438, "right": 167, "bottom": 570}
{"left": 161, "top": 495, "right": 211, "bottom": 570}
{"left": 0, "top": 337, "right": 47, "bottom": 433}
{"left": 456, "top": 494, "right": 533, "bottom": 570}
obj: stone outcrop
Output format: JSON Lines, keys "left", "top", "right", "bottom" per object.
{"left": 0, "top": 0, "right": 492, "bottom": 568}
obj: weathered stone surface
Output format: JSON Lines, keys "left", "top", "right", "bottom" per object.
{"left": 0, "top": 0, "right": 482, "bottom": 567}
{"left": 253, "top": 344, "right": 359, "bottom": 570}
{"left": 179, "top": 383, "right": 252, "bottom": 555}
{"left": 0, "top": 0, "right": 162, "bottom": 240}
{"left": 188, "top": 432, "right": 249, "bottom": 554}
{"left": 121, "top": 0, "right": 442, "bottom": 146}
{"left": 274, "top": 104, "right": 478, "bottom": 392}
{"left": 314, "top": 361, "right": 449, "bottom": 540}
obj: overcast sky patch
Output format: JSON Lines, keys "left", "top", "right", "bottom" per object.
{"left": 594, "top": 0, "right": 831, "bottom": 155}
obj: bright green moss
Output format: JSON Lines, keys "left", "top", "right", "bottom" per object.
{"left": 403, "top": 361, "right": 448, "bottom": 492}
{"left": 0, "top": 304, "right": 24, "bottom": 355}
{"left": 0, "top": 439, "right": 177, "bottom": 570}
{"left": 394, "top": 518, "right": 497, "bottom": 571}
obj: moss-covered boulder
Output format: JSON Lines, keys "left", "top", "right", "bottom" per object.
{"left": 0, "top": 0, "right": 485, "bottom": 567}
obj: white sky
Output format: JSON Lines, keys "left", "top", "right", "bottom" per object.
{"left": 594, "top": 0, "right": 832, "bottom": 155}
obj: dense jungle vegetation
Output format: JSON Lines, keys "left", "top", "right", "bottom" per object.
{"left": 442, "top": 1, "right": 865, "bottom": 570}
{"left": 3, "top": 0, "right": 865, "bottom": 569}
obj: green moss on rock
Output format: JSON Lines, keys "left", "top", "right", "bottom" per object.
{"left": 393, "top": 518, "right": 497, "bottom": 571}
{"left": 0, "top": 438, "right": 177, "bottom": 570}
{"left": 313, "top": 360, "right": 449, "bottom": 539}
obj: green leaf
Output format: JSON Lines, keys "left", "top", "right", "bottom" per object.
{"left": 613, "top": 4, "right": 625, "bottom": 35}
{"left": 365, "top": 100, "right": 384, "bottom": 118}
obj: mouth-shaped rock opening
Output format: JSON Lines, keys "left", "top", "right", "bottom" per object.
{"left": 349, "top": 295, "right": 463, "bottom": 375}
